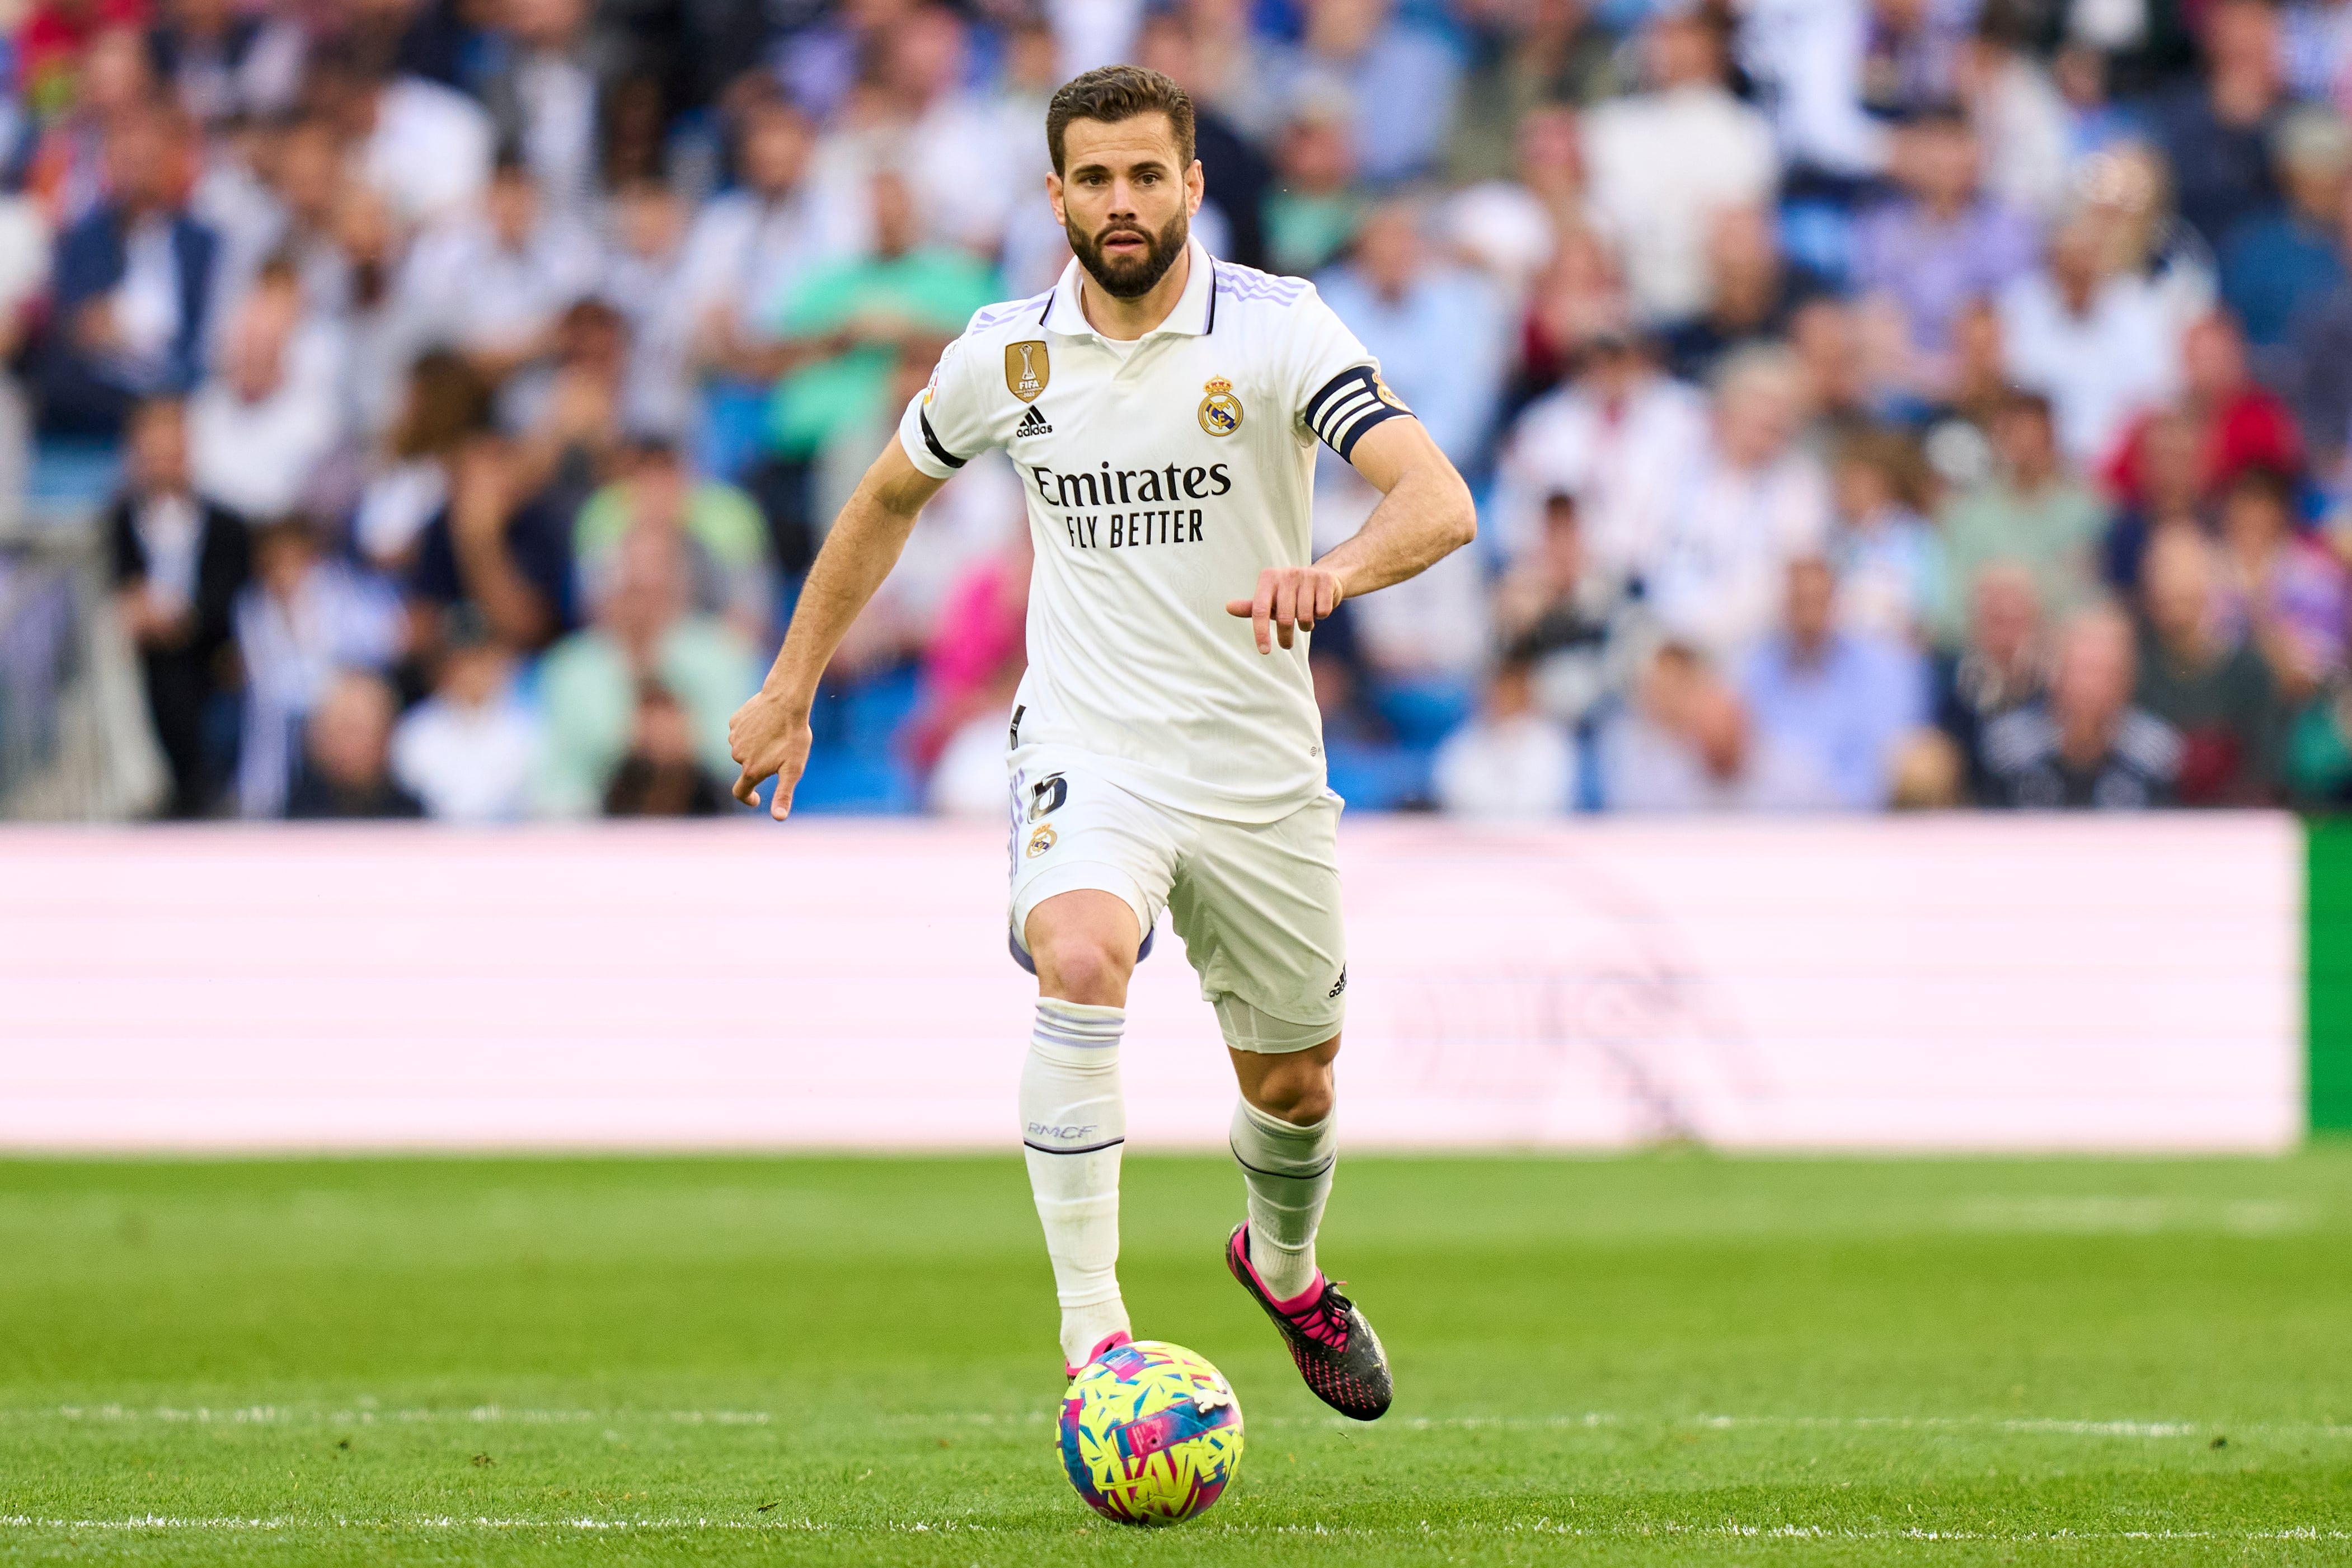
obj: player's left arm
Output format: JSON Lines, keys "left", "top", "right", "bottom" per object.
{"left": 1225, "top": 416, "right": 1477, "bottom": 654}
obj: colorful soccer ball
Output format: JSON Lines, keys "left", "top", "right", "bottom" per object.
{"left": 1058, "top": 1339, "right": 1244, "bottom": 1525}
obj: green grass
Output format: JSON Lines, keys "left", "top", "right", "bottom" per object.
{"left": 2, "top": 1152, "right": 2350, "bottom": 1565}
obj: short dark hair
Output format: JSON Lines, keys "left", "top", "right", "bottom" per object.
{"left": 1045, "top": 65, "right": 1195, "bottom": 176}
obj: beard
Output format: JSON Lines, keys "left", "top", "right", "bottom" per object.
{"left": 1067, "top": 207, "right": 1190, "bottom": 299}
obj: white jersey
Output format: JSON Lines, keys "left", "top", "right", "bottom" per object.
{"left": 897, "top": 239, "right": 1411, "bottom": 823}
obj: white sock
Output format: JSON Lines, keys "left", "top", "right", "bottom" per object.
{"left": 1229, "top": 1096, "right": 1336, "bottom": 1305}
{"left": 1021, "top": 998, "right": 1130, "bottom": 1367}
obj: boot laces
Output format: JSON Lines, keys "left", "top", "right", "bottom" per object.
{"left": 1288, "top": 1282, "right": 1352, "bottom": 1350}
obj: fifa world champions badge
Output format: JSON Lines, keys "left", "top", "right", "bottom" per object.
{"left": 1006, "top": 341, "right": 1050, "bottom": 402}
{"left": 1198, "top": 377, "right": 1242, "bottom": 436}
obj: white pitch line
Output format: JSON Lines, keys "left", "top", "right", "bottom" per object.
{"left": 2, "top": 1515, "right": 2349, "bottom": 1543}
{"left": 13, "top": 1406, "right": 2351, "bottom": 1440}
{"left": 6, "top": 1406, "right": 769, "bottom": 1426}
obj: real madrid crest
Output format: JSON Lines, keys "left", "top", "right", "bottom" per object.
{"left": 1026, "top": 823, "right": 1058, "bottom": 857}
{"left": 1198, "top": 377, "right": 1242, "bottom": 437}
{"left": 1006, "top": 341, "right": 1050, "bottom": 403}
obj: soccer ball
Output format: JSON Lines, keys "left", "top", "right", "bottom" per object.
{"left": 1058, "top": 1339, "right": 1244, "bottom": 1525}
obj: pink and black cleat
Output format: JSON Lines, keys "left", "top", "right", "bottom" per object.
{"left": 1063, "top": 1331, "right": 1133, "bottom": 1381}
{"left": 1224, "top": 1223, "right": 1392, "bottom": 1420}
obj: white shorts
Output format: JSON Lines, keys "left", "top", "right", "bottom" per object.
{"left": 1007, "top": 756, "right": 1347, "bottom": 1054}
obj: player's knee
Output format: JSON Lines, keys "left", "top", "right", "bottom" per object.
{"left": 1246, "top": 1051, "right": 1336, "bottom": 1125}
{"left": 1036, "top": 934, "right": 1132, "bottom": 1007}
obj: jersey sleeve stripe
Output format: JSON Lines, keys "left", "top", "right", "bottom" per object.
{"left": 918, "top": 407, "right": 968, "bottom": 470}
{"left": 1305, "top": 365, "right": 1410, "bottom": 461}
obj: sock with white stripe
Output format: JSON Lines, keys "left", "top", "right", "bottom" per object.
{"left": 1229, "top": 1096, "right": 1337, "bottom": 1305}
{"left": 1020, "top": 998, "right": 1130, "bottom": 1367}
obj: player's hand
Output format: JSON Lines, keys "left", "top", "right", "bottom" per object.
{"left": 727, "top": 688, "right": 815, "bottom": 820}
{"left": 1227, "top": 566, "right": 1344, "bottom": 654}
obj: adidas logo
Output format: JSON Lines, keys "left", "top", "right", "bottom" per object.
{"left": 1015, "top": 405, "right": 1053, "bottom": 437}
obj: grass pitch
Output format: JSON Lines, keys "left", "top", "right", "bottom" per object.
{"left": 1, "top": 1152, "right": 2349, "bottom": 1565}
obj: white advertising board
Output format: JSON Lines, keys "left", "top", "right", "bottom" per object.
{"left": 0, "top": 816, "right": 2302, "bottom": 1152}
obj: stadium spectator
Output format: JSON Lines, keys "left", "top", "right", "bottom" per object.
{"left": 405, "top": 435, "right": 572, "bottom": 665}
{"left": 2101, "top": 407, "right": 2207, "bottom": 592}
{"left": 24, "top": 24, "right": 156, "bottom": 232}
{"left": 1740, "top": 556, "right": 1929, "bottom": 808}
{"left": 388, "top": 608, "right": 539, "bottom": 821}
{"left": 1262, "top": 90, "right": 1366, "bottom": 279}
{"left": 150, "top": 0, "right": 306, "bottom": 128}
{"left": 1445, "top": 0, "right": 1622, "bottom": 184}
{"left": 354, "top": 351, "right": 494, "bottom": 572}
{"left": 572, "top": 439, "right": 776, "bottom": 643}
{"left": 1442, "top": 105, "right": 1585, "bottom": 302}
{"left": 533, "top": 524, "right": 758, "bottom": 818}
{"left": 1998, "top": 212, "right": 2179, "bottom": 466}
{"left": 2144, "top": 0, "right": 2288, "bottom": 251}
{"left": 1315, "top": 461, "right": 1491, "bottom": 706}
{"left": 476, "top": 0, "right": 602, "bottom": 220}
{"left": 1492, "top": 491, "right": 1639, "bottom": 729}
{"left": 1599, "top": 640, "right": 1841, "bottom": 810}
{"left": 1581, "top": 1, "right": 1778, "bottom": 327}
{"left": 185, "top": 259, "right": 344, "bottom": 520}
{"left": 2211, "top": 464, "right": 2347, "bottom": 702}
{"left": 1317, "top": 201, "right": 1509, "bottom": 471}
{"left": 1983, "top": 604, "right": 2181, "bottom": 808}
{"left": 306, "top": 39, "right": 494, "bottom": 227}
{"left": 1512, "top": 226, "right": 1634, "bottom": 395}
{"left": 107, "top": 398, "right": 250, "bottom": 818}
{"left": 2109, "top": 311, "right": 2302, "bottom": 510}
{"left": 1827, "top": 426, "right": 1939, "bottom": 642}
{"left": 668, "top": 93, "right": 863, "bottom": 458}
{"left": 2134, "top": 524, "right": 2281, "bottom": 804}
{"left": 39, "top": 107, "right": 218, "bottom": 437}
{"left": 285, "top": 671, "right": 425, "bottom": 819}
{"left": 602, "top": 681, "right": 736, "bottom": 816}
{"left": 1956, "top": 24, "right": 2076, "bottom": 224}
{"left": 1264, "top": 0, "right": 1463, "bottom": 185}
{"left": 1847, "top": 105, "right": 2038, "bottom": 370}
{"left": 1431, "top": 653, "right": 1577, "bottom": 816}
{"left": 750, "top": 167, "right": 997, "bottom": 527}
{"left": 927, "top": 665, "right": 1029, "bottom": 816}
{"left": 403, "top": 155, "right": 603, "bottom": 398}
{"left": 1932, "top": 561, "right": 2048, "bottom": 801}
{"left": 1492, "top": 332, "right": 1708, "bottom": 579}
{"left": 904, "top": 513, "right": 1031, "bottom": 774}
{"left": 1660, "top": 205, "right": 1821, "bottom": 384}
{"left": 1931, "top": 390, "right": 2107, "bottom": 646}
{"left": 2218, "top": 104, "right": 2352, "bottom": 348}
{"left": 233, "top": 518, "right": 404, "bottom": 818}
{"left": 1648, "top": 345, "right": 1832, "bottom": 654}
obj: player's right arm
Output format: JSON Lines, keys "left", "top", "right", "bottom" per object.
{"left": 727, "top": 439, "right": 944, "bottom": 818}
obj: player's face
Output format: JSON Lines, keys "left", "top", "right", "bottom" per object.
{"left": 1049, "top": 113, "right": 1204, "bottom": 299}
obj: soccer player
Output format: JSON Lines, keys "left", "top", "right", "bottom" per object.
{"left": 726, "top": 65, "right": 1475, "bottom": 1421}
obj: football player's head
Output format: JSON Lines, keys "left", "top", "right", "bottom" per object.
{"left": 1045, "top": 65, "right": 1204, "bottom": 300}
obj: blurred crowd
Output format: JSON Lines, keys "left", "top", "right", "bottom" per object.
{"left": 15, "top": 0, "right": 2352, "bottom": 818}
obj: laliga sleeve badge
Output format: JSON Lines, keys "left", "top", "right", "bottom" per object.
{"left": 1026, "top": 823, "right": 1058, "bottom": 857}
{"left": 1006, "top": 341, "right": 1050, "bottom": 402}
{"left": 1198, "top": 377, "right": 1242, "bottom": 436}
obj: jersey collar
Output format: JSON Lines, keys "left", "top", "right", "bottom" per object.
{"left": 1042, "top": 236, "right": 1217, "bottom": 341}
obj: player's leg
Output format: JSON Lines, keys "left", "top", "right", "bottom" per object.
{"left": 1170, "top": 795, "right": 1391, "bottom": 1419}
{"left": 1227, "top": 1031, "right": 1340, "bottom": 1304}
{"left": 1007, "top": 766, "right": 1177, "bottom": 1373}
{"left": 1021, "top": 890, "right": 1139, "bottom": 1372}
